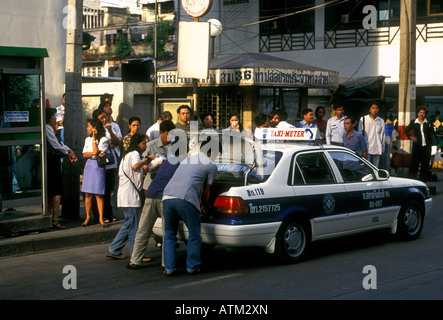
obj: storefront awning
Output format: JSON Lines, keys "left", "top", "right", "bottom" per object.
{"left": 157, "top": 52, "right": 339, "bottom": 89}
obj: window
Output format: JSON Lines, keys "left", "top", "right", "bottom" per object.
{"left": 259, "top": 0, "right": 315, "bottom": 35}
{"left": 328, "top": 151, "right": 375, "bottom": 182}
{"left": 292, "top": 152, "right": 335, "bottom": 185}
{"left": 429, "top": 0, "right": 443, "bottom": 14}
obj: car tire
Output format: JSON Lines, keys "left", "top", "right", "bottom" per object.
{"left": 274, "top": 218, "right": 310, "bottom": 264}
{"left": 396, "top": 199, "right": 424, "bottom": 241}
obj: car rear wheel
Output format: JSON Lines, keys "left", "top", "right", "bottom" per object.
{"left": 274, "top": 218, "right": 310, "bottom": 264}
{"left": 396, "top": 200, "right": 424, "bottom": 240}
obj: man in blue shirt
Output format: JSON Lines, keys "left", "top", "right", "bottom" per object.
{"left": 343, "top": 117, "right": 368, "bottom": 159}
{"left": 296, "top": 108, "right": 318, "bottom": 129}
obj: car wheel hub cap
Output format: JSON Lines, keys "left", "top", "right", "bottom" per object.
{"left": 285, "top": 226, "right": 303, "bottom": 255}
{"left": 404, "top": 208, "right": 419, "bottom": 232}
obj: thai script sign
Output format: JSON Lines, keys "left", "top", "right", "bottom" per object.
{"left": 157, "top": 67, "right": 338, "bottom": 88}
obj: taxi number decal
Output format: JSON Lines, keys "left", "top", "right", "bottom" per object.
{"left": 249, "top": 203, "right": 280, "bottom": 213}
{"left": 369, "top": 200, "right": 383, "bottom": 208}
{"left": 246, "top": 188, "right": 265, "bottom": 197}
{"left": 363, "top": 189, "right": 390, "bottom": 209}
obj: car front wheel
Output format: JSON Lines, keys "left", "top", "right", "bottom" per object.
{"left": 274, "top": 218, "right": 310, "bottom": 264}
{"left": 396, "top": 200, "right": 424, "bottom": 240}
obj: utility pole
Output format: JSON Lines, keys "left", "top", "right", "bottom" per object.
{"left": 397, "top": 0, "right": 416, "bottom": 176}
{"left": 62, "top": 0, "right": 83, "bottom": 220}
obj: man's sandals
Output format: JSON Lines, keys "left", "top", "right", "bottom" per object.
{"left": 52, "top": 220, "right": 66, "bottom": 229}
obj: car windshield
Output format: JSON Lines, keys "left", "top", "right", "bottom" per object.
{"left": 215, "top": 150, "right": 283, "bottom": 184}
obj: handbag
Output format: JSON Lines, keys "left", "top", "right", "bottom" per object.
{"left": 97, "top": 149, "right": 115, "bottom": 168}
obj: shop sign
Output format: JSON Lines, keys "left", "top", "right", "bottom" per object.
{"left": 181, "top": 0, "right": 213, "bottom": 18}
{"left": 4, "top": 111, "right": 29, "bottom": 122}
{"left": 157, "top": 67, "right": 338, "bottom": 88}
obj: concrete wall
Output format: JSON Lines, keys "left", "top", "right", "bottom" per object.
{"left": 0, "top": 0, "right": 68, "bottom": 106}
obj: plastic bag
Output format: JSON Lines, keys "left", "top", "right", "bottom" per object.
{"left": 432, "top": 151, "right": 443, "bottom": 171}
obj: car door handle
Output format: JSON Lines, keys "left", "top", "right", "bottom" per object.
{"left": 300, "top": 196, "right": 310, "bottom": 201}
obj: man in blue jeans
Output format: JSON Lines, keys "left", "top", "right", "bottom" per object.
{"left": 162, "top": 140, "right": 218, "bottom": 275}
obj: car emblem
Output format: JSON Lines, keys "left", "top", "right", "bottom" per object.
{"left": 322, "top": 194, "right": 336, "bottom": 214}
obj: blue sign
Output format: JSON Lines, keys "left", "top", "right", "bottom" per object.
{"left": 4, "top": 111, "right": 29, "bottom": 122}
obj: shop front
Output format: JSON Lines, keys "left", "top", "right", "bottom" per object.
{"left": 0, "top": 46, "right": 51, "bottom": 231}
{"left": 156, "top": 53, "right": 339, "bottom": 130}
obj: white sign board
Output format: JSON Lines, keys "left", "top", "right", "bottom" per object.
{"left": 177, "top": 22, "right": 210, "bottom": 80}
{"left": 255, "top": 128, "right": 320, "bottom": 141}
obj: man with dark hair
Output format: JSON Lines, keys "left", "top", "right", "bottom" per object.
{"left": 162, "top": 140, "right": 218, "bottom": 276}
{"left": 296, "top": 108, "right": 317, "bottom": 129}
{"left": 358, "top": 101, "right": 385, "bottom": 167}
{"left": 146, "top": 111, "right": 173, "bottom": 141}
{"left": 142, "top": 120, "right": 176, "bottom": 191}
{"left": 343, "top": 117, "right": 368, "bottom": 159}
{"left": 128, "top": 137, "right": 187, "bottom": 269}
{"left": 254, "top": 114, "right": 269, "bottom": 140}
{"left": 175, "top": 105, "right": 192, "bottom": 131}
{"left": 276, "top": 110, "right": 295, "bottom": 129}
{"left": 326, "top": 104, "right": 346, "bottom": 146}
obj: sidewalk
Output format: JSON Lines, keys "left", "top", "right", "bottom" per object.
{"left": 0, "top": 173, "right": 441, "bottom": 259}
{"left": 0, "top": 199, "right": 124, "bottom": 258}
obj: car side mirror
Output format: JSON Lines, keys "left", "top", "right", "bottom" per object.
{"left": 376, "top": 169, "right": 390, "bottom": 180}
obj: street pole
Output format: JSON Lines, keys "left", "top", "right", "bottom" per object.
{"left": 62, "top": 0, "right": 83, "bottom": 219}
{"left": 397, "top": 0, "right": 416, "bottom": 177}
{"left": 153, "top": 0, "right": 158, "bottom": 121}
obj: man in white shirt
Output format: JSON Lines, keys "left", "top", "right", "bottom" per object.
{"left": 146, "top": 111, "right": 173, "bottom": 141}
{"left": 358, "top": 102, "right": 385, "bottom": 167}
{"left": 326, "top": 105, "right": 347, "bottom": 146}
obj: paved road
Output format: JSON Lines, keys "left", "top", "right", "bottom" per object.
{"left": 1, "top": 190, "right": 442, "bottom": 304}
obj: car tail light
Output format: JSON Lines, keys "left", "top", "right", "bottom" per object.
{"left": 213, "top": 196, "right": 249, "bottom": 214}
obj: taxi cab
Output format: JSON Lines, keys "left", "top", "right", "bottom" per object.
{"left": 153, "top": 128, "right": 432, "bottom": 263}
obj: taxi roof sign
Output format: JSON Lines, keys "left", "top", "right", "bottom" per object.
{"left": 255, "top": 128, "right": 320, "bottom": 141}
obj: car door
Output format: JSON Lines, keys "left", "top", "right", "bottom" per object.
{"left": 290, "top": 151, "right": 349, "bottom": 239}
{"left": 327, "top": 150, "right": 396, "bottom": 231}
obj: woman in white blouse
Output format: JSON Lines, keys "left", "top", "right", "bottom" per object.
{"left": 107, "top": 132, "right": 149, "bottom": 259}
{"left": 81, "top": 118, "right": 109, "bottom": 227}
{"left": 46, "top": 108, "right": 77, "bottom": 229}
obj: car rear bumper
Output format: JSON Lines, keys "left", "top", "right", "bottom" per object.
{"left": 153, "top": 218, "right": 281, "bottom": 248}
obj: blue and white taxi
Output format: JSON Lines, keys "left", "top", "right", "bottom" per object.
{"left": 154, "top": 128, "right": 432, "bottom": 263}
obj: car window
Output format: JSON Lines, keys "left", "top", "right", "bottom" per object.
{"left": 328, "top": 151, "right": 375, "bottom": 182}
{"left": 292, "top": 152, "right": 335, "bottom": 185}
{"left": 215, "top": 150, "right": 283, "bottom": 185}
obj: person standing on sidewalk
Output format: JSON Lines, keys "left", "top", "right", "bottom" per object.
{"left": 162, "top": 140, "right": 218, "bottom": 275}
{"left": 81, "top": 118, "right": 109, "bottom": 228}
{"left": 97, "top": 100, "right": 122, "bottom": 223}
{"left": 107, "top": 133, "right": 149, "bottom": 260}
{"left": 326, "top": 105, "right": 346, "bottom": 146}
{"left": 359, "top": 102, "right": 385, "bottom": 167}
{"left": 46, "top": 108, "right": 78, "bottom": 229}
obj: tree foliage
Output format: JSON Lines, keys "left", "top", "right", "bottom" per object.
{"left": 115, "top": 32, "right": 133, "bottom": 57}
{"left": 146, "top": 20, "right": 174, "bottom": 59}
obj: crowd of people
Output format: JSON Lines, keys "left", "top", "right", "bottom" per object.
{"left": 45, "top": 94, "right": 440, "bottom": 275}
